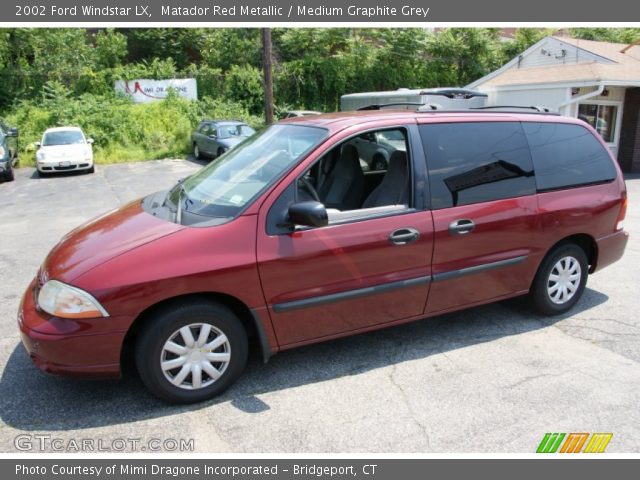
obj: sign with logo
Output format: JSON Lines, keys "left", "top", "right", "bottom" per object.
{"left": 114, "top": 78, "right": 197, "bottom": 103}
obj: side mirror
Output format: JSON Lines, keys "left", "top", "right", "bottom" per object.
{"left": 35, "top": 142, "right": 41, "bottom": 148}
{"left": 288, "top": 201, "right": 328, "bottom": 228}
{"left": 87, "top": 138, "right": 94, "bottom": 144}
{"left": 7, "top": 128, "right": 18, "bottom": 137}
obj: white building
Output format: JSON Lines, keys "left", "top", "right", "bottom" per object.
{"left": 467, "top": 36, "right": 640, "bottom": 173}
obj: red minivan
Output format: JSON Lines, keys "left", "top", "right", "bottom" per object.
{"left": 18, "top": 109, "right": 629, "bottom": 403}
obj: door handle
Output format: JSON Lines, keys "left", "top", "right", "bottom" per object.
{"left": 448, "top": 219, "right": 475, "bottom": 235}
{"left": 389, "top": 228, "right": 420, "bottom": 245}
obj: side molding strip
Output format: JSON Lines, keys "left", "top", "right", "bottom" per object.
{"left": 272, "top": 276, "right": 432, "bottom": 313}
{"left": 271, "top": 256, "right": 527, "bottom": 314}
{"left": 432, "top": 255, "right": 527, "bottom": 283}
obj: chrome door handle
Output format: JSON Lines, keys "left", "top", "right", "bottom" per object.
{"left": 448, "top": 219, "right": 475, "bottom": 235}
{"left": 389, "top": 228, "right": 420, "bottom": 245}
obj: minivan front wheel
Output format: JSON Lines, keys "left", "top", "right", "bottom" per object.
{"left": 135, "top": 301, "right": 248, "bottom": 403}
{"left": 529, "top": 244, "right": 588, "bottom": 315}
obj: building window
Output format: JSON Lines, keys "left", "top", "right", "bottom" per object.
{"left": 578, "top": 104, "right": 618, "bottom": 143}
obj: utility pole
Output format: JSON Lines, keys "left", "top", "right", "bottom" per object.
{"left": 262, "top": 28, "right": 274, "bottom": 125}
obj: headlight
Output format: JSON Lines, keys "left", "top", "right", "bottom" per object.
{"left": 36, "top": 151, "right": 46, "bottom": 161}
{"left": 37, "top": 280, "right": 109, "bottom": 319}
{"left": 0, "top": 146, "right": 5, "bottom": 158}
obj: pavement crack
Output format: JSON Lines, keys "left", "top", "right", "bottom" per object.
{"left": 560, "top": 324, "right": 640, "bottom": 338}
{"left": 505, "top": 370, "right": 572, "bottom": 389}
{"left": 387, "top": 351, "right": 432, "bottom": 451}
{"left": 573, "top": 317, "right": 640, "bottom": 331}
{"left": 99, "top": 167, "right": 126, "bottom": 205}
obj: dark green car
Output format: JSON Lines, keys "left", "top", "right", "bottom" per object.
{"left": 0, "top": 120, "right": 19, "bottom": 183}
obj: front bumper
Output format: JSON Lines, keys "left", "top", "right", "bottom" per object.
{"left": 18, "top": 278, "right": 127, "bottom": 378}
{"left": 37, "top": 157, "right": 93, "bottom": 173}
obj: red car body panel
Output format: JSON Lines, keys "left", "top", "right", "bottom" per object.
{"left": 43, "top": 201, "right": 183, "bottom": 283}
{"left": 18, "top": 110, "right": 629, "bottom": 378}
{"left": 257, "top": 210, "right": 433, "bottom": 346}
{"left": 426, "top": 194, "right": 541, "bottom": 314}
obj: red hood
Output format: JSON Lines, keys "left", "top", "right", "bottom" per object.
{"left": 42, "top": 200, "right": 183, "bottom": 283}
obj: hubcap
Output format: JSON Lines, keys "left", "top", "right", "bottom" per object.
{"left": 547, "top": 256, "right": 582, "bottom": 305}
{"left": 160, "top": 323, "right": 231, "bottom": 390}
{"left": 194, "top": 145, "right": 199, "bottom": 157}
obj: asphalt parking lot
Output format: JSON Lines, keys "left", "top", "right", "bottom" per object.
{"left": 0, "top": 161, "right": 639, "bottom": 453}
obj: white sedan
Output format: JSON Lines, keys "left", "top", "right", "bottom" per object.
{"left": 36, "top": 127, "right": 94, "bottom": 175}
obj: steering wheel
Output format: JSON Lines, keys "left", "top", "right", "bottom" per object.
{"left": 298, "top": 176, "right": 321, "bottom": 202}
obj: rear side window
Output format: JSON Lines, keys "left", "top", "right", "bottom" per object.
{"left": 420, "top": 122, "right": 535, "bottom": 209}
{"left": 523, "top": 122, "right": 617, "bottom": 192}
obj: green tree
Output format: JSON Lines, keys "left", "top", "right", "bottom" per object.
{"left": 426, "top": 28, "right": 503, "bottom": 87}
{"left": 569, "top": 28, "right": 640, "bottom": 43}
{"left": 95, "top": 29, "right": 127, "bottom": 68}
{"left": 223, "top": 64, "right": 263, "bottom": 114}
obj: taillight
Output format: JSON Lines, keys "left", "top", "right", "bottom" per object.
{"left": 616, "top": 193, "right": 627, "bottom": 231}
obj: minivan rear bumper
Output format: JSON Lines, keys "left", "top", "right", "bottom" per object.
{"left": 594, "top": 230, "right": 629, "bottom": 272}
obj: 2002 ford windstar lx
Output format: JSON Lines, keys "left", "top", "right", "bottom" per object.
{"left": 18, "top": 108, "right": 629, "bottom": 403}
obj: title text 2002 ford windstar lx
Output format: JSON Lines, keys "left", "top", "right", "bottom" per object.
{"left": 19, "top": 108, "right": 629, "bottom": 403}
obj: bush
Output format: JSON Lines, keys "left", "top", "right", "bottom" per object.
{"left": 6, "top": 92, "right": 263, "bottom": 166}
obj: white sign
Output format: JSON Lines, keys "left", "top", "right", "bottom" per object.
{"left": 114, "top": 78, "right": 197, "bottom": 103}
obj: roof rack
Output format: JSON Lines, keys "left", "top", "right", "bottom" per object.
{"left": 357, "top": 103, "right": 559, "bottom": 115}
{"left": 471, "top": 105, "right": 556, "bottom": 113}
{"left": 357, "top": 102, "right": 426, "bottom": 111}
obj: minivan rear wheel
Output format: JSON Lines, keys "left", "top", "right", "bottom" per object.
{"left": 528, "top": 244, "right": 588, "bottom": 315}
{"left": 135, "top": 300, "right": 248, "bottom": 404}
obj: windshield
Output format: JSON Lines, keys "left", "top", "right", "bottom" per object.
{"left": 43, "top": 130, "right": 85, "bottom": 146}
{"left": 173, "top": 124, "right": 327, "bottom": 220}
{"left": 238, "top": 125, "right": 255, "bottom": 136}
{"left": 217, "top": 124, "right": 255, "bottom": 139}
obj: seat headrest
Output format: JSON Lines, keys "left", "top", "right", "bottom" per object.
{"left": 388, "top": 150, "right": 407, "bottom": 170}
{"left": 341, "top": 144, "right": 359, "bottom": 164}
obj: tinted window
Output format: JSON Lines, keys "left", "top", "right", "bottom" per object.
{"left": 420, "top": 122, "right": 535, "bottom": 209}
{"left": 523, "top": 122, "right": 616, "bottom": 191}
